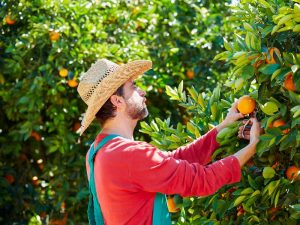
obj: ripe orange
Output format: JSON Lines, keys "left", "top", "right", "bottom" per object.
{"left": 284, "top": 72, "right": 296, "bottom": 91}
{"left": 237, "top": 95, "right": 256, "bottom": 115}
{"left": 265, "top": 47, "right": 280, "bottom": 64}
{"left": 59, "top": 68, "right": 68, "bottom": 77}
{"left": 39, "top": 211, "right": 47, "bottom": 219}
{"left": 167, "top": 196, "right": 179, "bottom": 213}
{"left": 271, "top": 161, "right": 280, "bottom": 169}
{"left": 31, "top": 131, "right": 41, "bottom": 141}
{"left": 5, "top": 174, "right": 15, "bottom": 184}
{"left": 186, "top": 70, "right": 195, "bottom": 79}
{"left": 5, "top": 15, "right": 16, "bottom": 25}
{"left": 237, "top": 206, "right": 244, "bottom": 216}
{"left": 286, "top": 166, "right": 299, "bottom": 180}
{"left": 271, "top": 119, "right": 290, "bottom": 134}
{"left": 32, "top": 176, "right": 39, "bottom": 187}
{"left": 267, "top": 207, "right": 279, "bottom": 214}
{"left": 68, "top": 79, "right": 78, "bottom": 88}
{"left": 253, "top": 59, "right": 264, "bottom": 69}
{"left": 49, "top": 31, "right": 60, "bottom": 41}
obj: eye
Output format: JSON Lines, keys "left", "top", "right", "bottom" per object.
{"left": 132, "top": 82, "right": 138, "bottom": 89}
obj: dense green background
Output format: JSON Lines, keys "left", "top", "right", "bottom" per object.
{"left": 0, "top": 0, "right": 233, "bottom": 224}
{"left": 1, "top": 0, "right": 299, "bottom": 224}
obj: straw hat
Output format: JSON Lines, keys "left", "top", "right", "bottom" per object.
{"left": 77, "top": 59, "right": 152, "bottom": 135}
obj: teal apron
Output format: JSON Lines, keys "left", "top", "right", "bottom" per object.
{"left": 87, "top": 134, "right": 171, "bottom": 225}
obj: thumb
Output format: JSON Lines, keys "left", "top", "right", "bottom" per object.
{"left": 250, "top": 117, "right": 258, "bottom": 125}
{"left": 237, "top": 113, "right": 245, "bottom": 119}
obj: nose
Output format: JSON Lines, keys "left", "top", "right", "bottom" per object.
{"left": 138, "top": 88, "right": 146, "bottom": 97}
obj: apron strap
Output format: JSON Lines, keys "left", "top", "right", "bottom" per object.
{"left": 152, "top": 193, "right": 171, "bottom": 225}
{"left": 87, "top": 134, "right": 119, "bottom": 225}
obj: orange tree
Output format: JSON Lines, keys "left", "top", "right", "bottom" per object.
{"left": 140, "top": 0, "right": 300, "bottom": 224}
{"left": 0, "top": 0, "right": 236, "bottom": 224}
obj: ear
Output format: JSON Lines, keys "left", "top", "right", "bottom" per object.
{"left": 110, "top": 95, "right": 124, "bottom": 108}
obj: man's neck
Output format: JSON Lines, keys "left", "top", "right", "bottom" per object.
{"left": 100, "top": 116, "right": 137, "bottom": 140}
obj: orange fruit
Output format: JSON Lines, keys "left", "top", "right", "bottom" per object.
{"left": 271, "top": 119, "right": 290, "bottom": 134}
{"left": 19, "top": 153, "right": 27, "bottom": 162}
{"left": 286, "top": 166, "right": 300, "bottom": 180}
{"left": 167, "top": 196, "right": 179, "bottom": 213}
{"left": 32, "top": 176, "right": 39, "bottom": 187}
{"left": 31, "top": 131, "right": 41, "bottom": 141}
{"left": 59, "top": 68, "right": 68, "bottom": 77}
{"left": 5, "top": 15, "right": 16, "bottom": 25}
{"left": 49, "top": 31, "right": 60, "bottom": 41}
{"left": 68, "top": 79, "right": 78, "bottom": 88}
{"left": 237, "top": 206, "right": 244, "bottom": 216}
{"left": 267, "top": 207, "right": 279, "bottom": 214}
{"left": 186, "top": 70, "right": 195, "bottom": 79}
{"left": 265, "top": 47, "right": 280, "bottom": 64}
{"left": 39, "top": 211, "right": 47, "bottom": 219}
{"left": 5, "top": 174, "right": 15, "bottom": 184}
{"left": 253, "top": 59, "right": 264, "bottom": 69}
{"left": 284, "top": 72, "right": 296, "bottom": 91}
{"left": 237, "top": 95, "right": 256, "bottom": 115}
{"left": 271, "top": 161, "right": 280, "bottom": 169}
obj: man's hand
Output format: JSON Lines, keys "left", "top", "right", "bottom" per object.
{"left": 238, "top": 118, "right": 262, "bottom": 144}
{"left": 234, "top": 117, "right": 261, "bottom": 167}
{"left": 216, "top": 101, "right": 244, "bottom": 132}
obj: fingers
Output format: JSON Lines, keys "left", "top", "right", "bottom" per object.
{"left": 242, "top": 119, "right": 252, "bottom": 125}
{"left": 238, "top": 126, "right": 250, "bottom": 140}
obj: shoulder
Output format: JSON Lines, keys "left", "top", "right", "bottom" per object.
{"left": 109, "top": 137, "right": 157, "bottom": 152}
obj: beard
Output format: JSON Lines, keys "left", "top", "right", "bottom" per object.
{"left": 125, "top": 98, "right": 148, "bottom": 120}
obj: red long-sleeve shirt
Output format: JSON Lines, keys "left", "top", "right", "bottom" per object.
{"left": 86, "top": 128, "right": 241, "bottom": 225}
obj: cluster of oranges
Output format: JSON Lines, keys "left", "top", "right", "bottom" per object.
{"left": 236, "top": 95, "right": 299, "bottom": 181}
{"left": 58, "top": 68, "right": 78, "bottom": 88}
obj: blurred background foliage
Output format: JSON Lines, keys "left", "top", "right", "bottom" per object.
{"left": 0, "top": 0, "right": 235, "bottom": 224}
{"left": 5, "top": 0, "right": 300, "bottom": 224}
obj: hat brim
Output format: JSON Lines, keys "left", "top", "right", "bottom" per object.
{"left": 78, "top": 60, "right": 152, "bottom": 135}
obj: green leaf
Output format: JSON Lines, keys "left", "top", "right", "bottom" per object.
{"left": 259, "top": 64, "right": 281, "bottom": 75}
{"left": 260, "top": 101, "right": 279, "bottom": 115}
{"left": 234, "top": 195, "right": 247, "bottom": 207}
{"left": 263, "top": 167, "right": 276, "bottom": 179}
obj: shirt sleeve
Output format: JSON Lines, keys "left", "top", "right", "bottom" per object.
{"left": 164, "top": 128, "right": 220, "bottom": 165}
{"left": 128, "top": 142, "right": 241, "bottom": 197}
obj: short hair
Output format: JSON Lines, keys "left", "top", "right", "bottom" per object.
{"left": 95, "top": 85, "right": 124, "bottom": 126}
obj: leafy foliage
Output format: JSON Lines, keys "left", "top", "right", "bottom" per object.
{"left": 143, "top": 0, "right": 300, "bottom": 224}
{"left": 0, "top": 0, "right": 235, "bottom": 224}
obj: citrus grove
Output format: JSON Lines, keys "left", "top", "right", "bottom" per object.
{"left": 0, "top": 0, "right": 236, "bottom": 224}
{"left": 1, "top": 0, "right": 299, "bottom": 224}
{"left": 141, "top": 0, "right": 300, "bottom": 224}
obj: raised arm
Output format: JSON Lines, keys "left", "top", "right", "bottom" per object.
{"left": 129, "top": 142, "right": 241, "bottom": 197}
{"left": 165, "top": 101, "right": 245, "bottom": 165}
{"left": 165, "top": 128, "right": 219, "bottom": 165}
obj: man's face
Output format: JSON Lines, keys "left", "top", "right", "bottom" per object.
{"left": 122, "top": 79, "right": 148, "bottom": 120}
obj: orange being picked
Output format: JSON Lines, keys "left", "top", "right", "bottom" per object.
{"left": 167, "top": 196, "right": 179, "bottom": 213}
{"left": 286, "top": 166, "right": 300, "bottom": 180}
{"left": 237, "top": 95, "right": 256, "bottom": 115}
{"left": 59, "top": 68, "right": 68, "bottom": 77}
{"left": 284, "top": 72, "right": 296, "bottom": 91}
{"left": 271, "top": 119, "right": 290, "bottom": 134}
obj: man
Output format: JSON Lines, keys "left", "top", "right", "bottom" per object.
{"left": 77, "top": 59, "right": 261, "bottom": 225}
